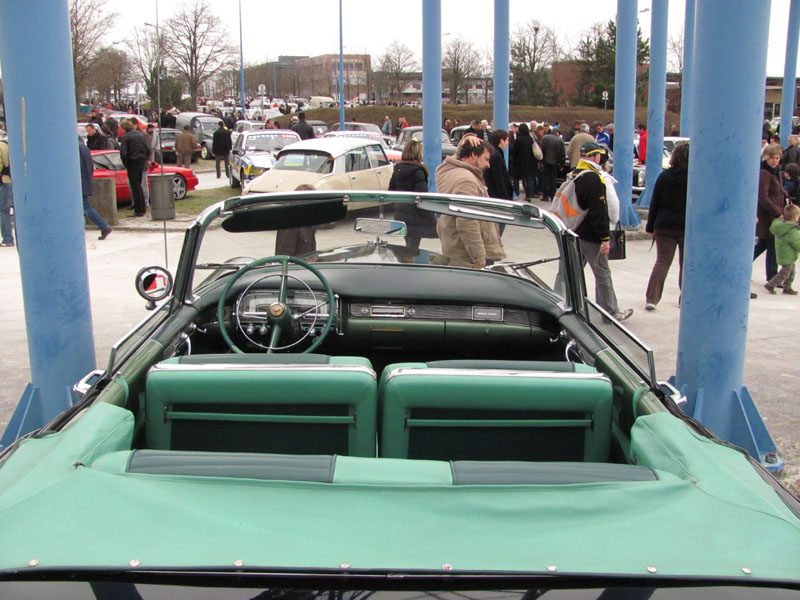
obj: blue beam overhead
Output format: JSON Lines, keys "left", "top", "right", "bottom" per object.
{"left": 0, "top": 0, "right": 98, "bottom": 445}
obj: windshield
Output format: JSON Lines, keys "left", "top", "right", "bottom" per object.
{"left": 244, "top": 134, "right": 298, "bottom": 152}
{"left": 272, "top": 151, "right": 333, "bottom": 174}
{"left": 199, "top": 120, "right": 217, "bottom": 133}
{"left": 189, "top": 194, "right": 565, "bottom": 305}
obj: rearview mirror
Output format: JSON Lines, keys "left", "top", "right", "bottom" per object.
{"left": 354, "top": 218, "right": 407, "bottom": 236}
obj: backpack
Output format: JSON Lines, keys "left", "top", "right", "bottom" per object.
{"left": 551, "top": 169, "right": 594, "bottom": 230}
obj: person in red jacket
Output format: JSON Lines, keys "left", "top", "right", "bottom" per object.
{"left": 637, "top": 123, "right": 648, "bottom": 165}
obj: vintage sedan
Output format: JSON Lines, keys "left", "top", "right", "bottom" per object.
{"left": 246, "top": 137, "right": 393, "bottom": 209}
{"left": 228, "top": 129, "right": 301, "bottom": 189}
{"left": 395, "top": 125, "right": 457, "bottom": 159}
{"left": 151, "top": 127, "right": 201, "bottom": 164}
{"left": 0, "top": 190, "right": 798, "bottom": 597}
{"left": 323, "top": 130, "right": 402, "bottom": 162}
{"left": 90, "top": 149, "right": 199, "bottom": 203}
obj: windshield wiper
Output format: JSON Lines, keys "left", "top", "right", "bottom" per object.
{"left": 501, "top": 256, "right": 560, "bottom": 271}
{"left": 195, "top": 263, "right": 247, "bottom": 270}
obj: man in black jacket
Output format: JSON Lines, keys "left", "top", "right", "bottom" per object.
{"left": 212, "top": 121, "right": 232, "bottom": 179}
{"left": 119, "top": 120, "right": 150, "bottom": 217}
{"left": 540, "top": 129, "right": 565, "bottom": 202}
{"left": 574, "top": 141, "right": 632, "bottom": 321}
{"left": 85, "top": 123, "right": 108, "bottom": 150}
{"left": 290, "top": 112, "right": 315, "bottom": 140}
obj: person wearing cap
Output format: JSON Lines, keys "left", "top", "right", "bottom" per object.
{"left": 573, "top": 140, "right": 633, "bottom": 321}
{"left": 212, "top": 120, "right": 232, "bottom": 179}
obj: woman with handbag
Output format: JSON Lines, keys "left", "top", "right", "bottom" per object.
{"left": 644, "top": 143, "right": 690, "bottom": 310}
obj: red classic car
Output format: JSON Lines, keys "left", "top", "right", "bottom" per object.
{"left": 90, "top": 149, "right": 199, "bottom": 204}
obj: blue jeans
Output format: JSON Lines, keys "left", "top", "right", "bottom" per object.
{"left": 83, "top": 195, "right": 110, "bottom": 231}
{"left": 0, "top": 183, "right": 13, "bottom": 244}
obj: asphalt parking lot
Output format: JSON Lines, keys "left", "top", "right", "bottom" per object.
{"left": 0, "top": 188, "right": 797, "bottom": 494}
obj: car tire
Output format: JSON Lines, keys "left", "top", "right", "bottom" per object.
{"left": 230, "top": 170, "right": 240, "bottom": 189}
{"left": 172, "top": 175, "right": 187, "bottom": 200}
{"left": 200, "top": 145, "right": 210, "bottom": 160}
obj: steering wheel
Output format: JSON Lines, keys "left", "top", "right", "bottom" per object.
{"left": 217, "top": 256, "right": 335, "bottom": 354}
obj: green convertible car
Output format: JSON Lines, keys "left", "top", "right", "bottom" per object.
{"left": 0, "top": 190, "right": 798, "bottom": 597}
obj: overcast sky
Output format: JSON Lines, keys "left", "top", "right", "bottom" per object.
{"left": 98, "top": 0, "right": 797, "bottom": 78}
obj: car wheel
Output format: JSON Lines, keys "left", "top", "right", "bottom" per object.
{"left": 200, "top": 145, "right": 210, "bottom": 160}
{"left": 172, "top": 175, "right": 187, "bottom": 200}
{"left": 230, "top": 169, "right": 240, "bottom": 189}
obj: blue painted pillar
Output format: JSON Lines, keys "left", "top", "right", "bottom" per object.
{"left": 676, "top": 0, "right": 781, "bottom": 470}
{"left": 780, "top": 0, "right": 800, "bottom": 146}
{"left": 680, "top": 0, "right": 696, "bottom": 137}
{"left": 422, "top": 0, "right": 442, "bottom": 191}
{"left": 493, "top": 0, "right": 510, "bottom": 166}
{"left": 613, "top": 0, "right": 641, "bottom": 226}
{"left": 0, "top": 1, "right": 97, "bottom": 444}
{"left": 638, "top": 0, "right": 668, "bottom": 208}
{"left": 338, "top": 0, "right": 346, "bottom": 129}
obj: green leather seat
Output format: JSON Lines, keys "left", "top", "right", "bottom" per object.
{"left": 379, "top": 362, "right": 613, "bottom": 462}
{"left": 145, "top": 354, "right": 377, "bottom": 457}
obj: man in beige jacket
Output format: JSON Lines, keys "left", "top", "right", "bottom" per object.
{"left": 435, "top": 136, "right": 505, "bottom": 268}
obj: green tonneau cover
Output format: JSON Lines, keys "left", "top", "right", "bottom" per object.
{"left": 0, "top": 403, "right": 798, "bottom": 582}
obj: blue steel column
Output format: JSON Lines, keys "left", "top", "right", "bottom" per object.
{"left": 638, "top": 0, "right": 668, "bottom": 208}
{"left": 338, "top": 0, "right": 345, "bottom": 129}
{"left": 0, "top": 1, "right": 97, "bottom": 443}
{"left": 679, "top": 0, "right": 696, "bottom": 137}
{"left": 422, "top": 0, "right": 442, "bottom": 191}
{"left": 493, "top": 0, "right": 510, "bottom": 166}
{"left": 780, "top": 0, "right": 800, "bottom": 146}
{"left": 613, "top": 0, "right": 641, "bottom": 226}
{"left": 676, "top": 0, "right": 781, "bottom": 470}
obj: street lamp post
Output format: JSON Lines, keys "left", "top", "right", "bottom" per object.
{"left": 238, "top": 0, "right": 246, "bottom": 115}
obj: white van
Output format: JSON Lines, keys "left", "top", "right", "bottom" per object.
{"left": 308, "top": 96, "right": 336, "bottom": 109}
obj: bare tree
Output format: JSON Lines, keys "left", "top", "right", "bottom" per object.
{"left": 89, "top": 48, "right": 130, "bottom": 104}
{"left": 667, "top": 29, "right": 684, "bottom": 74}
{"left": 376, "top": 41, "right": 417, "bottom": 101}
{"left": 479, "top": 46, "right": 494, "bottom": 104}
{"left": 128, "top": 26, "right": 164, "bottom": 108}
{"left": 443, "top": 38, "right": 481, "bottom": 104}
{"left": 509, "top": 21, "right": 561, "bottom": 106}
{"left": 69, "top": 0, "right": 116, "bottom": 103}
{"left": 163, "top": 0, "right": 237, "bottom": 109}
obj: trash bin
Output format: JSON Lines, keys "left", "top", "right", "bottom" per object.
{"left": 148, "top": 173, "right": 175, "bottom": 220}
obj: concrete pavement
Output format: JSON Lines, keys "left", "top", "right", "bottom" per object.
{"left": 0, "top": 194, "right": 797, "bottom": 495}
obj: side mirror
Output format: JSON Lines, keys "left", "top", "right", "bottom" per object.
{"left": 135, "top": 265, "right": 173, "bottom": 310}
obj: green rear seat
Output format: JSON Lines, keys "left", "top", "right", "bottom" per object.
{"left": 379, "top": 362, "right": 613, "bottom": 462}
{"left": 145, "top": 354, "right": 377, "bottom": 457}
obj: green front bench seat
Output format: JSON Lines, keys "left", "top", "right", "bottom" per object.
{"left": 379, "top": 362, "right": 613, "bottom": 462}
{"left": 145, "top": 354, "right": 377, "bottom": 457}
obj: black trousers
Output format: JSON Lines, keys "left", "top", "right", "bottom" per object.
{"left": 542, "top": 163, "right": 559, "bottom": 200}
{"left": 127, "top": 160, "right": 148, "bottom": 215}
